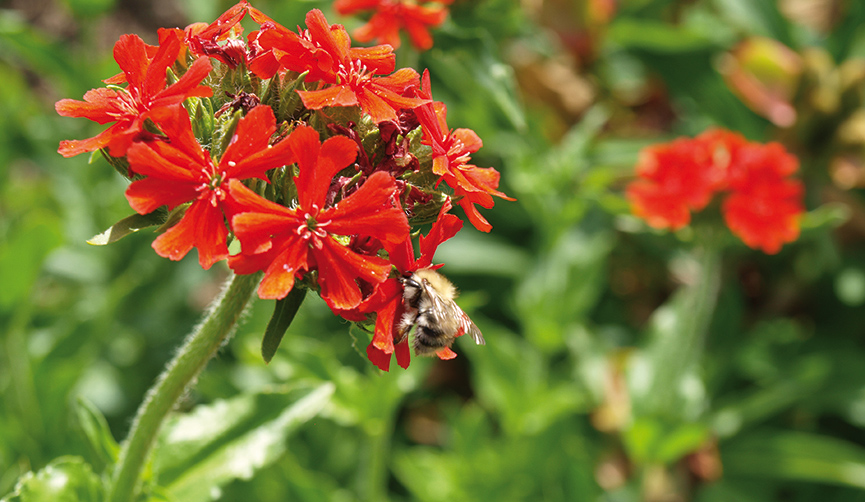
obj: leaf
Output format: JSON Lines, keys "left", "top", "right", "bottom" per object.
{"left": 0, "top": 212, "right": 62, "bottom": 308}
{"left": 608, "top": 18, "right": 718, "bottom": 53}
{"left": 86, "top": 210, "right": 166, "bottom": 245}
{"left": 152, "top": 383, "right": 334, "bottom": 502}
{"left": 515, "top": 229, "right": 613, "bottom": 352}
{"left": 1, "top": 457, "right": 103, "bottom": 502}
{"left": 74, "top": 397, "right": 119, "bottom": 471}
{"left": 261, "top": 287, "right": 307, "bottom": 364}
{"left": 422, "top": 26, "right": 526, "bottom": 134}
{"left": 623, "top": 418, "right": 709, "bottom": 465}
{"left": 722, "top": 429, "right": 865, "bottom": 489}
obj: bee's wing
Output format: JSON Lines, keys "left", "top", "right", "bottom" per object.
{"left": 453, "top": 301, "right": 485, "bottom": 346}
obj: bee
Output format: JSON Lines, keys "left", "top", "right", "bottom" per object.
{"left": 398, "top": 268, "right": 485, "bottom": 356}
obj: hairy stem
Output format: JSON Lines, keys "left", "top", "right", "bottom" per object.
{"left": 108, "top": 272, "right": 261, "bottom": 502}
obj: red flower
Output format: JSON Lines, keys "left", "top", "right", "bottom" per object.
{"left": 250, "top": 9, "right": 428, "bottom": 122}
{"left": 56, "top": 31, "right": 213, "bottom": 158}
{"left": 626, "top": 134, "right": 730, "bottom": 230}
{"left": 335, "top": 0, "right": 451, "bottom": 50}
{"left": 358, "top": 201, "right": 463, "bottom": 371}
{"left": 415, "top": 70, "right": 513, "bottom": 232}
{"left": 228, "top": 125, "right": 410, "bottom": 309}
{"left": 627, "top": 128, "right": 804, "bottom": 253}
{"left": 185, "top": 1, "right": 250, "bottom": 67}
{"left": 125, "top": 105, "right": 293, "bottom": 269}
{"left": 722, "top": 141, "right": 804, "bottom": 254}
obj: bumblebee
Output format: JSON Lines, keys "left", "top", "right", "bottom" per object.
{"left": 398, "top": 268, "right": 485, "bottom": 356}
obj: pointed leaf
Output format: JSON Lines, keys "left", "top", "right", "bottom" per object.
{"left": 723, "top": 429, "right": 865, "bottom": 489}
{"left": 152, "top": 384, "right": 334, "bottom": 502}
{"left": 261, "top": 286, "right": 307, "bottom": 363}
{"left": 74, "top": 397, "right": 119, "bottom": 471}
{"left": 86, "top": 209, "right": 167, "bottom": 245}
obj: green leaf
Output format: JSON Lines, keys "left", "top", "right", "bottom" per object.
{"left": 624, "top": 418, "right": 710, "bottom": 465}
{"left": 422, "top": 27, "right": 526, "bottom": 134}
{"left": 0, "top": 211, "right": 62, "bottom": 308}
{"left": 74, "top": 397, "right": 119, "bottom": 471}
{"left": 608, "top": 18, "right": 718, "bottom": 53}
{"left": 261, "top": 287, "right": 307, "bottom": 364}
{"left": 709, "top": 0, "right": 794, "bottom": 46}
{"left": 723, "top": 430, "right": 865, "bottom": 489}
{"left": 515, "top": 229, "right": 613, "bottom": 352}
{"left": 1, "top": 457, "right": 103, "bottom": 502}
{"left": 152, "top": 383, "right": 334, "bottom": 502}
{"left": 86, "top": 210, "right": 166, "bottom": 245}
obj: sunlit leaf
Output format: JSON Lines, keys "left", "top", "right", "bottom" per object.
{"left": 152, "top": 384, "right": 334, "bottom": 502}
{"left": 1, "top": 457, "right": 103, "bottom": 502}
{"left": 723, "top": 430, "right": 865, "bottom": 489}
{"left": 86, "top": 210, "right": 166, "bottom": 245}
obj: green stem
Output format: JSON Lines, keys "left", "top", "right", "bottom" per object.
{"left": 108, "top": 272, "right": 262, "bottom": 502}
{"left": 647, "top": 244, "right": 722, "bottom": 418}
{"left": 366, "top": 418, "right": 392, "bottom": 502}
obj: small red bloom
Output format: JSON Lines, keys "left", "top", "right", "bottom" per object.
{"left": 125, "top": 105, "right": 294, "bottom": 269}
{"left": 721, "top": 141, "right": 804, "bottom": 254}
{"left": 335, "top": 0, "right": 451, "bottom": 50}
{"left": 626, "top": 135, "right": 729, "bottom": 230}
{"left": 185, "top": 1, "right": 250, "bottom": 67}
{"left": 415, "top": 70, "right": 513, "bottom": 232}
{"left": 250, "top": 9, "right": 428, "bottom": 122}
{"left": 56, "top": 31, "right": 213, "bottom": 158}
{"left": 627, "top": 128, "right": 804, "bottom": 253}
{"left": 228, "top": 125, "right": 410, "bottom": 309}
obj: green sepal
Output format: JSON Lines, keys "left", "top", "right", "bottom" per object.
{"left": 185, "top": 96, "right": 214, "bottom": 148}
{"left": 259, "top": 73, "right": 280, "bottom": 109}
{"left": 278, "top": 71, "right": 308, "bottom": 121}
{"left": 87, "top": 209, "right": 167, "bottom": 245}
{"left": 214, "top": 109, "right": 242, "bottom": 160}
{"left": 261, "top": 286, "right": 308, "bottom": 364}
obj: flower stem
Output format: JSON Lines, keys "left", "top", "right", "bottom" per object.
{"left": 107, "top": 272, "right": 261, "bottom": 502}
{"left": 647, "top": 244, "right": 722, "bottom": 418}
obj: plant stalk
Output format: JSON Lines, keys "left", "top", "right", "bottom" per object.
{"left": 648, "top": 244, "right": 722, "bottom": 418}
{"left": 107, "top": 271, "right": 261, "bottom": 502}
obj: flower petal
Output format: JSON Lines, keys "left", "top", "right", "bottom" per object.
{"left": 326, "top": 171, "right": 409, "bottom": 245}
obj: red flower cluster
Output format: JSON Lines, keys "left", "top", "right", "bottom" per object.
{"left": 56, "top": 2, "right": 509, "bottom": 369}
{"left": 334, "top": 0, "right": 452, "bottom": 51}
{"left": 627, "top": 129, "right": 804, "bottom": 254}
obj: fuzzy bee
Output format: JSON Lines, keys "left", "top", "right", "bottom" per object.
{"left": 397, "top": 268, "right": 485, "bottom": 356}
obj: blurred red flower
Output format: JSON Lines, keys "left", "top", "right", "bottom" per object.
{"left": 335, "top": 0, "right": 451, "bottom": 50}
{"left": 228, "top": 125, "right": 410, "bottom": 309}
{"left": 125, "top": 105, "right": 293, "bottom": 269}
{"left": 626, "top": 134, "right": 729, "bottom": 230}
{"left": 722, "top": 141, "right": 804, "bottom": 254}
{"left": 627, "top": 129, "right": 804, "bottom": 254}
{"left": 56, "top": 31, "right": 212, "bottom": 158}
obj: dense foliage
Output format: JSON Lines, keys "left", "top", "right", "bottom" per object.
{"left": 2, "top": 0, "right": 865, "bottom": 501}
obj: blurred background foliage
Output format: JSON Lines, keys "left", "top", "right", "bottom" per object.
{"left": 3, "top": 0, "right": 865, "bottom": 500}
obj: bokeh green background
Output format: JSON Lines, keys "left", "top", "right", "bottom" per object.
{"left": 3, "top": 0, "right": 865, "bottom": 500}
